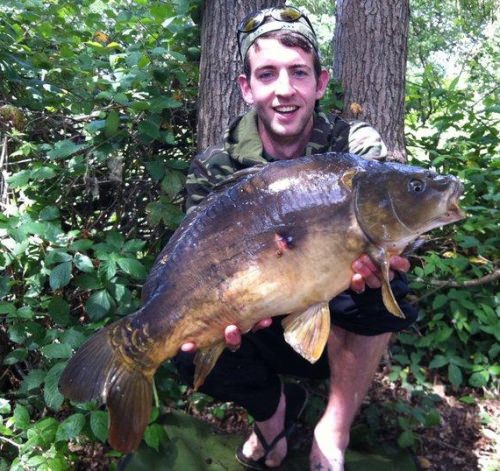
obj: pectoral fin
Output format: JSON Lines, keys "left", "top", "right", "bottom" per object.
{"left": 193, "top": 342, "right": 225, "bottom": 390}
{"left": 380, "top": 258, "right": 405, "bottom": 319}
{"left": 282, "top": 302, "right": 331, "bottom": 364}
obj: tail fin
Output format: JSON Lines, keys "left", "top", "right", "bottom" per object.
{"left": 58, "top": 323, "right": 153, "bottom": 453}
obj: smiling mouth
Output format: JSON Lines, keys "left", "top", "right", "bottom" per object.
{"left": 274, "top": 105, "right": 299, "bottom": 114}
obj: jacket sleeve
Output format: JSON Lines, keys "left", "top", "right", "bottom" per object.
{"left": 347, "top": 121, "right": 388, "bottom": 160}
{"left": 185, "top": 154, "right": 216, "bottom": 212}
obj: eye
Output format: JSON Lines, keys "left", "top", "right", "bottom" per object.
{"left": 257, "top": 71, "right": 274, "bottom": 81}
{"left": 409, "top": 179, "right": 425, "bottom": 192}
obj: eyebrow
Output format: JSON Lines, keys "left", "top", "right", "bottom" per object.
{"left": 254, "top": 63, "right": 312, "bottom": 73}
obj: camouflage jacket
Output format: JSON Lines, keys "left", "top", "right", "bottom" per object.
{"left": 185, "top": 108, "right": 387, "bottom": 211}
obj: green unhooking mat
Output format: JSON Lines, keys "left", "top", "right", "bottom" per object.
{"left": 119, "top": 411, "right": 418, "bottom": 471}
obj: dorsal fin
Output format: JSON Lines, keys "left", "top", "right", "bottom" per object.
{"left": 211, "top": 165, "right": 265, "bottom": 192}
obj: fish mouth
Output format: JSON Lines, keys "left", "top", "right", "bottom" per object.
{"left": 435, "top": 182, "right": 466, "bottom": 225}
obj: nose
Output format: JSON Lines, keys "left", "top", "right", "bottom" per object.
{"left": 275, "top": 70, "right": 294, "bottom": 97}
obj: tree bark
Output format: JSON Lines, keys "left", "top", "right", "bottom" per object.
{"left": 333, "top": 0, "right": 409, "bottom": 162}
{"left": 197, "top": 0, "right": 283, "bottom": 151}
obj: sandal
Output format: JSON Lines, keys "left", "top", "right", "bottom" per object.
{"left": 235, "top": 383, "right": 308, "bottom": 470}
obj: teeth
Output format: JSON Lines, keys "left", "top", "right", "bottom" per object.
{"left": 275, "top": 106, "right": 297, "bottom": 113}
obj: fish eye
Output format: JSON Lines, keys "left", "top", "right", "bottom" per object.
{"left": 409, "top": 179, "right": 425, "bottom": 193}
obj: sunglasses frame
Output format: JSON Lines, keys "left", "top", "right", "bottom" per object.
{"left": 237, "top": 6, "right": 317, "bottom": 46}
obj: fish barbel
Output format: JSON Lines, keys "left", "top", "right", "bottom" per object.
{"left": 59, "top": 153, "right": 465, "bottom": 452}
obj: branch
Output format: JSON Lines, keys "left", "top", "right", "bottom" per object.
{"left": 0, "top": 435, "right": 21, "bottom": 449}
{"left": 414, "top": 268, "right": 500, "bottom": 289}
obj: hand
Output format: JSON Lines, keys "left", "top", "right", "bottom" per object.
{"left": 180, "top": 318, "right": 273, "bottom": 353}
{"left": 350, "top": 254, "right": 410, "bottom": 293}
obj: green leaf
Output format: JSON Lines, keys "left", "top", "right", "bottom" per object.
{"left": 432, "top": 294, "right": 448, "bottom": 310}
{"left": 123, "top": 239, "right": 146, "bottom": 253}
{"left": 3, "top": 348, "right": 28, "bottom": 365}
{"left": 70, "top": 239, "right": 94, "bottom": 251}
{"left": 448, "top": 363, "right": 463, "bottom": 387}
{"left": 139, "top": 119, "right": 160, "bottom": 140}
{"left": 48, "top": 296, "right": 70, "bottom": 325}
{"left": 106, "top": 231, "right": 124, "bottom": 249}
{"left": 145, "top": 161, "right": 166, "bottom": 182}
{"left": 61, "top": 328, "right": 87, "bottom": 349}
{"left": 90, "top": 410, "right": 108, "bottom": 442}
{"left": 424, "top": 409, "right": 441, "bottom": 427}
{"left": 47, "top": 140, "right": 85, "bottom": 160}
{"left": 117, "top": 258, "right": 147, "bottom": 280}
{"left": 55, "top": 413, "right": 85, "bottom": 441}
{"left": 46, "top": 250, "right": 73, "bottom": 265}
{"left": 39, "top": 206, "right": 60, "bottom": 221}
{"left": 44, "top": 362, "right": 66, "bottom": 410}
{"left": 30, "top": 166, "right": 57, "bottom": 181}
{"left": 7, "top": 170, "right": 31, "bottom": 188}
{"left": 149, "top": 96, "right": 181, "bottom": 112}
{"left": 42, "top": 343, "right": 72, "bottom": 359}
{"left": 468, "top": 370, "right": 489, "bottom": 388}
{"left": 75, "top": 273, "right": 103, "bottom": 290}
{"left": 13, "top": 405, "right": 30, "bottom": 430}
{"left": 397, "top": 430, "right": 416, "bottom": 448}
{"left": 146, "top": 198, "right": 184, "bottom": 228}
{"left": 73, "top": 253, "right": 94, "bottom": 272}
{"left": 161, "top": 169, "right": 185, "bottom": 198}
{"left": 49, "top": 262, "right": 72, "bottom": 290}
{"left": 143, "top": 423, "right": 167, "bottom": 451}
{"left": 105, "top": 110, "right": 120, "bottom": 137}
{"left": 85, "top": 289, "right": 113, "bottom": 321}
{"left": 22, "top": 369, "right": 46, "bottom": 392}
{"left": 32, "top": 417, "right": 59, "bottom": 446}
{"left": 0, "top": 398, "right": 11, "bottom": 414}
{"left": 429, "top": 355, "right": 449, "bottom": 369}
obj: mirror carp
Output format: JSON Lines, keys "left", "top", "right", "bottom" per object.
{"left": 59, "top": 152, "right": 465, "bottom": 452}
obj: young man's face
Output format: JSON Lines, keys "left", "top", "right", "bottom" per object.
{"left": 238, "top": 37, "right": 329, "bottom": 147}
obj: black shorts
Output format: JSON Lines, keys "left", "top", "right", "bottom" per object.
{"left": 330, "top": 273, "right": 418, "bottom": 336}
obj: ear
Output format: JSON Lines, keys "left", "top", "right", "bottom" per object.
{"left": 315, "top": 69, "right": 330, "bottom": 100}
{"left": 238, "top": 74, "right": 254, "bottom": 105}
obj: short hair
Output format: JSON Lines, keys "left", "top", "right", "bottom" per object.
{"left": 242, "top": 30, "right": 322, "bottom": 81}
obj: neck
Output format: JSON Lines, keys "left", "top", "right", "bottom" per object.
{"left": 258, "top": 118, "right": 314, "bottom": 160}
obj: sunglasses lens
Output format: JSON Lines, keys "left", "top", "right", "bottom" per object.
{"left": 277, "top": 7, "right": 302, "bottom": 22}
{"left": 239, "top": 11, "right": 265, "bottom": 32}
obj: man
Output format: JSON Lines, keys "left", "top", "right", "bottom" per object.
{"left": 174, "top": 6, "right": 416, "bottom": 471}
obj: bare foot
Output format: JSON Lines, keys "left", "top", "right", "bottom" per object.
{"left": 309, "top": 424, "right": 346, "bottom": 471}
{"left": 240, "top": 389, "right": 287, "bottom": 467}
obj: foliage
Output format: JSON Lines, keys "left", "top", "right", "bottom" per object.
{"left": 394, "top": 62, "right": 499, "bottom": 393}
{"left": 0, "top": 0, "right": 201, "bottom": 467}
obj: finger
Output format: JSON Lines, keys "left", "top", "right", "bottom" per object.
{"left": 252, "top": 318, "right": 272, "bottom": 332}
{"left": 350, "top": 273, "right": 365, "bottom": 293}
{"left": 180, "top": 341, "right": 196, "bottom": 353}
{"left": 352, "top": 259, "right": 381, "bottom": 289}
{"left": 358, "top": 254, "right": 378, "bottom": 273}
{"left": 389, "top": 255, "right": 410, "bottom": 273}
{"left": 363, "top": 274, "right": 382, "bottom": 289}
{"left": 352, "top": 258, "right": 375, "bottom": 278}
{"left": 224, "top": 325, "right": 242, "bottom": 350}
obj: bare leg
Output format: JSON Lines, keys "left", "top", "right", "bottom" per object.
{"left": 309, "top": 327, "right": 391, "bottom": 471}
{"left": 240, "top": 384, "right": 287, "bottom": 468}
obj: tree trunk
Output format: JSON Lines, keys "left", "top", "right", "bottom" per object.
{"left": 197, "top": 0, "right": 283, "bottom": 151}
{"left": 333, "top": 0, "right": 409, "bottom": 162}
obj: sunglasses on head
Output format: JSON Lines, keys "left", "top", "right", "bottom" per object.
{"left": 237, "top": 6, "right": 316, "bottom": 36}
